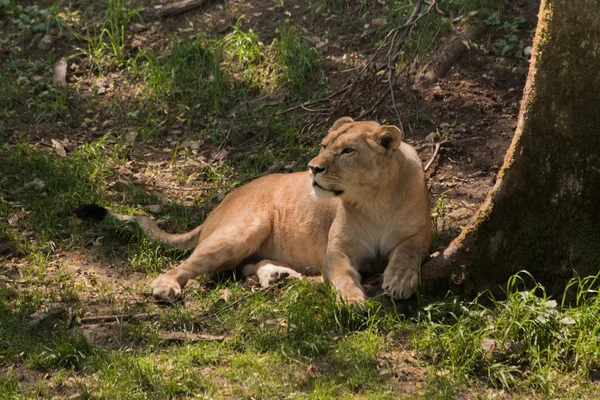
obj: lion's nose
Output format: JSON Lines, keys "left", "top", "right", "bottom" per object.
{"left": 309, "top": 165, "right": 326, "bottom": 175}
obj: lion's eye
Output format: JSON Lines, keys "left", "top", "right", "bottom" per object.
{"left": 341, "top": 148, "right": 355, "bottom": 155}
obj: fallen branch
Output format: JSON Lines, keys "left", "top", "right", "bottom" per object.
{"left": 140, "top": 0, "right": 217, "bottom": 20}
{"left": 424, "top": 142, "right": 442, "bottom": 172}
{"left": 79, "top": 312, "right": 159, "bottom": 324}
{"left": 423, "top": 136, "right": 481, "bottom": 172}
{"left": 158, "top": 332, "right": 227, "bottom": 342}
{"left": 0, "top": 277, "right": 27, "bottom": 284}
{"left": 415, "top": 12, "right": 488, "bottom": 88}
{"left": 158, "top": 0, "right": 213, "bottom": 18}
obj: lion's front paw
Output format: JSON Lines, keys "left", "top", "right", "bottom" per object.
{"left": 339, "top": 286, "right": 366, "bottom": 304}
{"left": 151, "top": 274, "right": 182, "bottom": 302}
{"left": 382, "top": 267, "right": 418, "bottom": 300}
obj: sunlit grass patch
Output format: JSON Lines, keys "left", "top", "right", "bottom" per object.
{"left": 142, "top": 35, "right": 227, "bottom": 116}
{"left": 274, "top": 26, "right": 321, "bottom": 88}
{"left": 74, "top": 0, "right": 143, "bottom": 70}
{"left": 415, "top": 271, "right": 600, "bottom": 395}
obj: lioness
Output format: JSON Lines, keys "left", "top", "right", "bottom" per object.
{"left": 76, "top": 118, "right": 430, "bottom": 303}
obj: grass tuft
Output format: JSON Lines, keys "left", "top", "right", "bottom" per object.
{"left": 274, "top": 27, "right": 321, "bottom": 88}
{"left": 416, "top": 271, "right": 600, "bottom": 393}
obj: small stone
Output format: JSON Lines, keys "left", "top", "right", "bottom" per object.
{"left": 371, "top": 18, "right": 388, "bottom": 26}
{"left": 129, "top": 23, "right": 146, "bottom": 33}
{"left": 8, "top": 214, "right": 20, "bottom": 227}
{"left": 448, "top": 207, "right": 472, "bottom": 220}
{"left": 213, "top": 149, "right": 229, "bottom": 162}
{"left": 145, "top": 204, "right": 162, "bottom": 214}
{"left": 52, "top": 57, "right": 68, "bottom": 88}
{"left": 124, "top": 131, "right": 138, "bottom": 146}
{"left": 101, "top": 120, "right": 114, "bottom": 128}
{"left": 215, "top": 192, "right": 226, "bottom": 202}
{"left": 180, "top": 140, "right": 201, "bottom": 151}
{"left": 24, "top": 178, "right": 46, "bottom": 190}
{"left": 38, "top": 33, "right": 54, "bottom": 51}
{"left": 307, "top": 36, "right": 320, "bottom": 45}
{"left": 425, "top": 132, "right": 438, "bottom": 143}
{"left": 523, "top": 46, "right": 533, "bottom": 57}
{"left": 264, "top": 161, "right": 285, "bottom": 175}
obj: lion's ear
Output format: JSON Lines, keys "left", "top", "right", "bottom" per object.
{"left": 372, "top": 125, "right": 403, "bottom": 150}
{"left": 329, "top": 117, "right": 354, "bottom": 132}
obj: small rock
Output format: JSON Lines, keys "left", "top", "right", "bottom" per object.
{"left": 124, "top": 131, "right": 138, "bottom": 146}
{"left": 448, "top": 207, "right": 472, "bottom": 220}
{"left": 371, "top": 18, "right": 388, "bottom": 26}
{"left": 24, "top": 178, "right": 46, "bottom": 190}
{"left": 306, "top": 36, "right": 321, "bottom": 45}
{"left": 523, "top": 46, "right": 533, "bottom": 57}
{"left": 213, "top": 149, "right": 229, "bottom": 162}
{"left": 180, "top": 140, "right": 201, "bottom": 151}
{"left": 38, "top": 34, "right": 54, "bottom": 51}
{"left": 214, "top": 192, "right": 226, "bottom": 202}
{"left": 102, "top": 120, "right": 114, "bottom": 128}
{"left": 7, "top": 214, "right": 20, "bottom": 227}
{"left": 51, "top": 139, "right": 67, "bottom": 157}
{"left": 28, "top": 32, "right": 43, "bottom": 49}
{"left": 129, "top": 22, "right": 146, "bottom": 33}
{"left": 145, "top": 204, "right": 162, "bottom": 214}
{"left": 425, "top": 132, "right": 438, "bottom": 143}
{"left": 264, "top": 161, "right": 285, "bottom": 175}
{"left": 52, "top": 57, "right": 68, "bottom": 88}
{"left": 481, "top": 338, "right": 523, "bottom": 360}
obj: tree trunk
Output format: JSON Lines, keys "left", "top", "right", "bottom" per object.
{"left": 422, "top": 0, "right": 600, "bottom": 298}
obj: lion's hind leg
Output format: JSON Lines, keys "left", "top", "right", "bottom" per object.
{"left": 151, "top": 219, "right": 271, "bottom": 301}
{"left": 242, "top": 260, "right": 302, "bottom": 289}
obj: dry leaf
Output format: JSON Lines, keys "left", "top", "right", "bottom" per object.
{"left": 219, "top": 288, "right": 230, "bottom": 301}
{"left": 51, "top": 139, "right": 67, "bottom": 157}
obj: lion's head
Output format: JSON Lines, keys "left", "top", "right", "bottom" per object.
{"left": 308, "top": 117, "right": 404, "bottom": 202}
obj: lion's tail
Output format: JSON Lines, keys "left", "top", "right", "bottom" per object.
{"left": 74, "top": 204, "right": 202, "bottom": 250}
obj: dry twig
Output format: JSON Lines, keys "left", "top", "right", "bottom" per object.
{"left": 79, "top": 312, "right": 159, "bottom": 324}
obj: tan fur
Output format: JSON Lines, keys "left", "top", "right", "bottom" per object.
{"left": 147, "top": 118, "right": 430, "bottom": 302}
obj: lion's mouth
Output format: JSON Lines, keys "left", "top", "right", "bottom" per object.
{"left": 312, "top": 180, "right": 344, "bottom": 196}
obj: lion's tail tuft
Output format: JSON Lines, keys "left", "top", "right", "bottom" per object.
{"left": 74, "top": 204, "right": 109, "bottom": 221}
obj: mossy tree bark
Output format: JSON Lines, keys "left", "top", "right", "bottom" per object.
{"left": 422, "top": 0, "right": 600, "bottom": 298}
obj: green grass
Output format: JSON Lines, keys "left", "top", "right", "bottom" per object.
{"left": 2, "top": 1, "right": 600, "bottom": 398}
{"left": 416, "top": 272, "right": 600, "bottom": 395}
{"left": 1, "top": 138, "right": 600, "bottom": 397}
{"left": 74, "top": 0, "right": 142, "bottom": 69}
{"left": 274, "top": 26, "right": 321, "bottom": 88}
{"left": 142, "top": 36, "right": 227, "bottom": 116}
